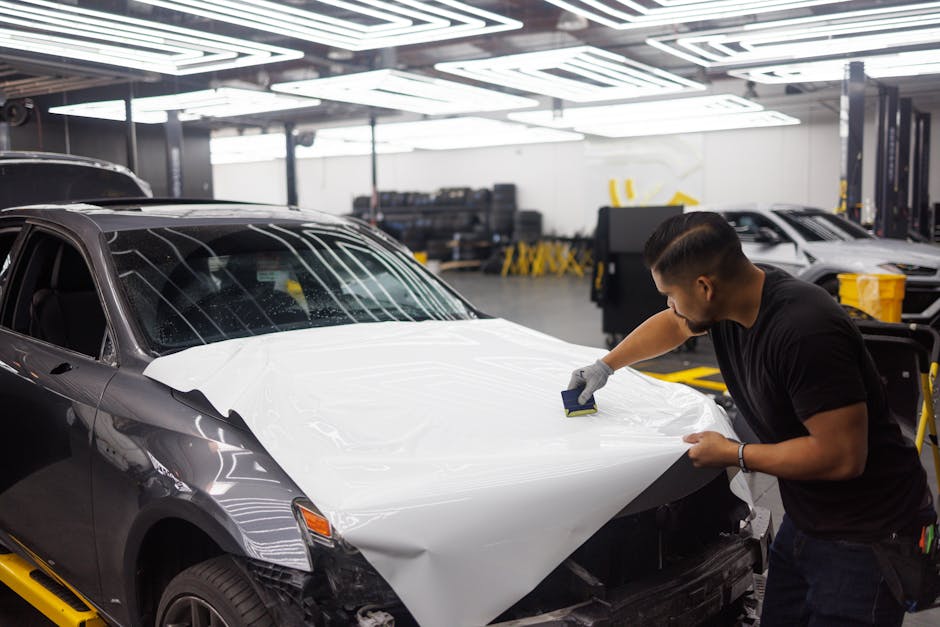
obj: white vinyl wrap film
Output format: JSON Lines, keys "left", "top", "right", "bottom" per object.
{"left": 144, "top": 318, "right": 745, "bottom": 627}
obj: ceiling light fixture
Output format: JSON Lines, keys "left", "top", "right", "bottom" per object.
{"left": 508, "top": 94, "right": 761, "bottom": 128}
{"left": 132, "top": 0, "right": 521, "bottom": 51}
{"left": 647, "top": 2, "right": 940, "bottom": 67}
{"left": 0, "top": 0, "right": 302, "bottom": 76}
{"left": 436, "top": 46, "right": 704, "bottom": 103}
{"left": 49, "top": 88, "right": 319, "bottom": 124}
{"left": 317, "top": 117, "right": 584, "bottom": 150}
{"left": 508, "top": 94, "right": 798, "bottom": 137}
{"left": 729, "top": 50, "right": 940, "bottom": 83}
{"left": 210, "top": 133, "right": 413, "bottom": 165}
{"left": 576, "top": 111, "right": 801, "bottom": 138}
{"left": 272, "top": 70, "right": 538, "bottom": 115}
{"left": 542, "top": 0, "right": 851, "bottom": 29}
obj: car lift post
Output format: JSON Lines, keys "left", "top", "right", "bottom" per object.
{"left": 874, "top": 85, "right": 908, "bottom": 239}
{"left": 912, "top": 111, "right": 932, "bottom": 240}
{"left": 840, "top": 61, "right": 865, "bottom": 224}
{"left": 897, "top": 97, "right": 912, "bottom": 230}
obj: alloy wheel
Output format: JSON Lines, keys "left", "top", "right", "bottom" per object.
{"left": 162, "top": 595, "right": 231, "bottom": 627}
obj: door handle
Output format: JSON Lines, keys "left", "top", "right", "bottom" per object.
{"left": 50, "top": 362, "right": 73, "bottom": 375}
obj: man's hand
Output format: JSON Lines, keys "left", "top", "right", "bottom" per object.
{"left": 567, "top": 359, "right": 614, "bottom": 405}
{"left": 684, "top": 431, "right": 738, "bottom": 468}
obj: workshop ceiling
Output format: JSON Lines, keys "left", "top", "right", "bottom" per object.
{"left": 4, "top": 1, "right": 940, "bottom": 131}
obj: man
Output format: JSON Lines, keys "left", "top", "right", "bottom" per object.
{"left": 569, "top": 211, "right": 933, "bottom": 626}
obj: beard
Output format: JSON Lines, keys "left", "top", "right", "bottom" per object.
{"left": 678, "top": 314, "right": 714, "bottom": 334}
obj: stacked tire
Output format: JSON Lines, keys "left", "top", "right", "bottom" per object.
{"left": 491, "top": 183, "right": 516, "bottom": 237}
{"left": 514, "top": 210, "right": 542, "bottom": 243}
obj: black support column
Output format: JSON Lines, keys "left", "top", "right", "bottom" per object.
{"left": 369, "top": 112, "right": 379, "bottom": 224}
{"left": 913, "top": 112, "right": 932, "bottom": 239}
{"left": 285, "top": 121, "right": 298, "bottom": 206}
{"left": 124, "top": 83, "right": 138, "bottom": 174}
{"left": 875, "top": 86, "right": 903, "bottom": 238}
{"left": 840, "top": 61, "right": 865, "bottom": 223}
{"left": 165, "top": 109, "right": 184, "bottom": 198}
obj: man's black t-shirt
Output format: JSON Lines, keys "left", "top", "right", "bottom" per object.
{"left": 711, "top": 266, "right": 927, "bottom": 541}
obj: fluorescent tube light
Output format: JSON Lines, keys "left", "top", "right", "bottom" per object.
{"left": 508, "top": 94, "right": 799, "bottom": 137}
{"left": 132, "top": 0, "right": 521, "bottom": 51}
{"left": 272, "top": 70, "right": 538, "bottom": 115}
{"left": 508, "top": 94, "right": 762, "bottom": 129}
{"left": 648, "top": 3, "right": 940, "bottom": 67}
{"left": 0, "top": 0, "right": 302, "bottom": 76}
{"left": 577, "top": 111, "right": 801, "bottom": 138}
{"left": 542, "top": 1, "right": 851, "bottom": 29}
{"left": 49, "top": 89, "right": 320, "bottom": 124}
{"left": 436, "top": 46, "right": 704, "bottom": 103}
{"left": 317, "top": 118, "right": 584, "bottom": 150}
{"left": 210, "top": 133, "right": 413, "bottom": 165}
{"left": 729, "top": 50, "right": 940, "bottom": 83}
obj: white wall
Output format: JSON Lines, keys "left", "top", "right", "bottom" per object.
{"left": 212, "top": 105, "right": 940, "bottom": 236}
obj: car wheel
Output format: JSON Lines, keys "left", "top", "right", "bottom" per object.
{"left": 155, "top": 555, "right": 275, "bottom": 627}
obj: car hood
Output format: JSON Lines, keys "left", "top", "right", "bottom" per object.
{"left": 144, "top": 318, "right": 741, "bottom": 627}
{"left": 804, "top": 239, "right": 940, "bottom": 272}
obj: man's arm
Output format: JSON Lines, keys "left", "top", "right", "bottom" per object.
{"left": 603, "top": 309, "right": 700, "bottom": 370}
{"left": 568, "top": 309, "right": 699, "bottom": 404}
{"left": 684, "top": 402, "right": 869, "bottom": 481}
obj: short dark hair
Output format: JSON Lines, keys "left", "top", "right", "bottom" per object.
{"left": 643, "top": 211, "right": 747, "bottom": 282}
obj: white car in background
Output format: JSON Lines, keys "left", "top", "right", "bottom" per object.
{"left": 701, "top": 204, "right": 940, "bottom": 327}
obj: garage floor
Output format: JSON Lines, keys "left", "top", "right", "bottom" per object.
{"left": 2, "top": 271, "right": 939, "bottom": 626}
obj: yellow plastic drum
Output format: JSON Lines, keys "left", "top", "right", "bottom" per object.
{"left": 837, "top": 273, "right": 906, "bottom": 323}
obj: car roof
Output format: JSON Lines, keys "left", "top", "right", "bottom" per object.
{"left": 0, "top": 151, "right": 153, "bottom": 198}
{"left": 0, "top": 150, "right": 133, "bottom": 171}
{"left": 1, "top": 200, "right": 352, "bottom": 233}
{"left": 687, "top": 202, "right": 826, "bottom": 214}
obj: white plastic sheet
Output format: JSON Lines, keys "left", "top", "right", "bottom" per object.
{"left": 145, "top": 318, "right": 741, "bottom": 627}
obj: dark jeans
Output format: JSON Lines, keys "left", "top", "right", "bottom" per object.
{"left": 761, "top": 515, "right": 904, "bottom": 627}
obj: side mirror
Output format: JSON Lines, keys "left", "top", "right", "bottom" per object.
{"left": 754, "top": 227, "right": 782, "bottom": 245}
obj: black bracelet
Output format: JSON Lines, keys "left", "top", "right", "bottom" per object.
{"left": 738, "top": 442, "right": 751, "bottom": 473}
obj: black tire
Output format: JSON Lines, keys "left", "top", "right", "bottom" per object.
{"left": 155, "top": 555, "right": 275, "bottom": 627}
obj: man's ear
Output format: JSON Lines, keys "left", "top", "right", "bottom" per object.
{"left": 696, "top": 275, "right": 716, "bottom": 301}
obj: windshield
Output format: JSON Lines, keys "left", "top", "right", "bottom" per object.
{"left": 0, "top": 162, "right": 148, "bottom": 208}
{"left": 773, "top": 210, "right": 873, "bottom": 241}
{"left": 108, "top": 222, "right": 478, "bottom": 354}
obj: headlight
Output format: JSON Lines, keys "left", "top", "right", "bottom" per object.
{"left": 293, "top": 498, "right": 334, "bottom": 547}
{"left": 878, "top": 263, "right": 936, "bottom": 276}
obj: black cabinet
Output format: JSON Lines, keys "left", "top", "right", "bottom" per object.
{"left": 592, "top": 206, "right": 683, "bottom": 345}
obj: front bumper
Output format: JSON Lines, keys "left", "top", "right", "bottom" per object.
{"left": 246, "top": 507, "right": 773, "bottom": 627}
{"left": 902, "top": 280, "right": 940, "bottom": 326}
{"left": 491, "top": 507, "right": 773, "bottom": 627}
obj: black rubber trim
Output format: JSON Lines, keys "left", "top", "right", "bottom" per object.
{"left": 29, "top": 569, "right": 91, "bottom": 612}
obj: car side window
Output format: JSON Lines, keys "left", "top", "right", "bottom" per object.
{"left": 726, "top": 212, "right": 791, "bottom": 243}
{"left": 0, "top": 227, "right": 26, "bottom": 311}
{"left": 0, "top": 231, "right": 109, "bottom": 359}
{"left": 0, "top": 228, "right": 20, "bottom": 284}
